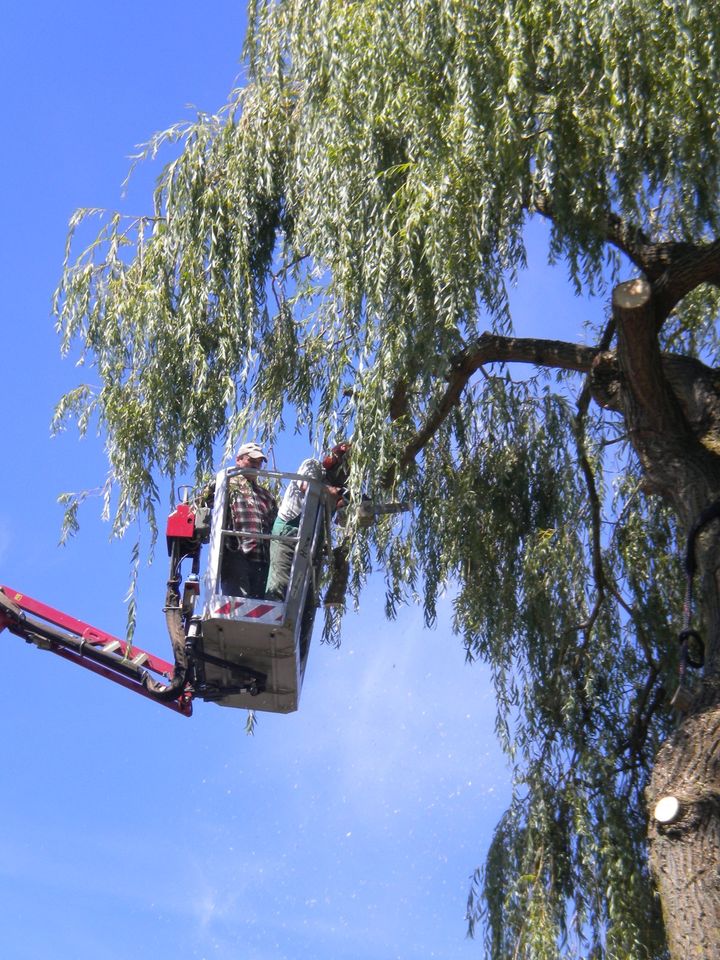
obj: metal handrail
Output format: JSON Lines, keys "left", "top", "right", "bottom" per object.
{"left": 220, "top": 528, "right": 299, "bottom": 543}
{"left": 225, "top": 465, "right": 330, "bottom": 487}
{"left": 222, "top": 466, "right": 332, "bottom": 545}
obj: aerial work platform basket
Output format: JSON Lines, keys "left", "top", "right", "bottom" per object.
{"left": 2, "top": 454, "right": 409, "bottom": 717}
{"left": 191, "top": 466, "right": 329, "bottom": 713}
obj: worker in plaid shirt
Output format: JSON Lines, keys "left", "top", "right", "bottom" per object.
{"left": 221, "top": 442, "right": 277, "bottom": 598}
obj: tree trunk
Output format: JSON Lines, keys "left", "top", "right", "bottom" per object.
{"left": 647, "top": 684, "right": 720, "bottom": 958}
{"left": 611, "top": 278, "right": 720, "bottom": 957}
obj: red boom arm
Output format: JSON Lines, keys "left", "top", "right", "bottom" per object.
{"left": 0, "top": 586, "right": 192, "bottom": 716}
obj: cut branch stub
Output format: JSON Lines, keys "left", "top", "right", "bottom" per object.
{"left": 654, "top": 795, "right": 681, "bottom": 824}
{"left": 613, "top": 277, "right": 653, "bottom": 313}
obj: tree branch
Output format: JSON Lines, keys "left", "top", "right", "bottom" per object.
{"left": 649, "top": 239, "right": 720, "bottom": 325}
{"left": 613, "top": 279, "right": 689, "bottom": 438}
{"left": 394, "top": 334, "right": 599, "bottom": 472}
{"left": 533, "top": 191, "right": 720, "bottom": 328}
{"left": 533, "top": 192, "right": 651, "bottom": 271}
{"left": 572, "top": 411, "right": 605, "bottom": 633}
{"left": 612, "top": 278, "right": 720, "bottom": 514}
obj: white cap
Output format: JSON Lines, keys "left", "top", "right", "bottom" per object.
{"left": 236, "top": 442, "right": 267, "bottom": 461}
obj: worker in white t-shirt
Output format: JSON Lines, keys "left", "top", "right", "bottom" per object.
{"left": 265, "top": 458, "right": 324, "bottom": 602}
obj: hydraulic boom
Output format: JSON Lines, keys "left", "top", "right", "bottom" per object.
{"left": 0, "top": 585, "right": 192, "bottom": 715}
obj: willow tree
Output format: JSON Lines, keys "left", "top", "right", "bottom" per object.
{"left": 54, "top": 1, "right": 720, "bottom": 957}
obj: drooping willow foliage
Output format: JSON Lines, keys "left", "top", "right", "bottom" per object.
{"left": 53, "top": 2, "right": 720, "bottom": 957}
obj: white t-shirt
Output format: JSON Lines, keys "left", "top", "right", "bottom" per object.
{"left": 278, "top": 458, "right": 323, "bottom": 522}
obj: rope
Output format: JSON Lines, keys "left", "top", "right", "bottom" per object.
{"left": 677, "top": 500, "right": 720, "bottom": 674}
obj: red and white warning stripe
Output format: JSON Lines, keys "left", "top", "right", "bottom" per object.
{"left": 209, "top": 596, "right": 285, "bottom": 624}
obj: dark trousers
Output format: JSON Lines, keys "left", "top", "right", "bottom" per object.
{"left": 220, "top": 549, "right": 268, "bottom": 599}
{"left": 265, "top": 516, "right": 299, "bottom": 601}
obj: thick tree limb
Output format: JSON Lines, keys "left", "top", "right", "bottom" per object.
{"left": 394, "top": 334, "right": 599, "bottom": 471}
{"left": 533, "top": 192, "right": 720, "bottom": 327}
{"left": 449, "top": 334, "right": 598, "bottom": 376}
{"left": 610, "top": 277, "right": 720, "bottom": 688}
{"left": 388, "top": 281, "right": 720, "bottom": 486}
{"left": 649, "top": 239, "right": 720, "bottom": 325}
{"left": 533, "top": 192, "right": 651, "bottom": 271}
{"left": 390, "top": 321, "right": 720, "bottom": 494}
{"left": 613, "top": 279, "right": 683, "bottom": 436}
{"left": 613, "top": 278, "right": 720, "bottom": 518}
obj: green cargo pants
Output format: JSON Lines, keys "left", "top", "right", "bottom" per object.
{"left": 265, "top": 516, "right": 300, "bottom": 601}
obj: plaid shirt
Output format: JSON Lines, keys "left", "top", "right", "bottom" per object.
{"left": 228, "top": 475, "right": 277, "bottom": 560}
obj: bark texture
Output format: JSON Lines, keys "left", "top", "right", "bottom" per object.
{"left": 648, "top": 690, "right": 720, "bottom": 959}
{"left": 610, "top": 278, "right": 720, "bottom": 956}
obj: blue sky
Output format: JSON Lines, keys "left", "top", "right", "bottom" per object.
{"left": 0, "top": 4, "right": 606, "bottom": 959}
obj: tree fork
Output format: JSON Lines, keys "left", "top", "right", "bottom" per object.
{"left": 613, "top": 278, "right": 720, "bottom": 513}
